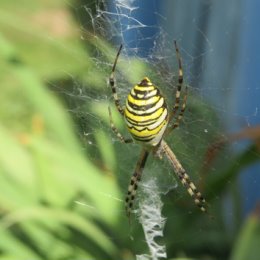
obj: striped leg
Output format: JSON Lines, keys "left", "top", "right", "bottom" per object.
{"left": 125, "top": 149, "right": 149, "bottom": 218}
{"left": 109, "top": 44, "right": 124, "bottom": 116}
{"left": 169, "top": 41, "right": 184, "bottom": 122}
{"left": 167, "top": 86, "right": 188, "bottom": 134}
{"left": 108, "top": 107, "right": 133, "bottom": 143}
{"left": 160, "top": 140, "right": 207, "bottom": 213}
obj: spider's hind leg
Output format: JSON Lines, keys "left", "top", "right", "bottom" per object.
{"left": 108, "top": 107, "right": 133, "bottom": 143}
{"left": 109, "top": 44, "right": 125, "bottom": 116}
{"left": 169, "top": 41, "right": 184, "bottom": 122}
{"left": 166, "top": 86, "right": 188, "bottom": 134}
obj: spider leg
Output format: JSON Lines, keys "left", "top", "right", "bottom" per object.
{"left": 166, "top": 86, "right": 188, "bottom": 134}
{"left": 160, "top": 140, "right": 207, "bottom": 213}
{"left": 108, "top": 107, "right": 133, "bottom": 143}
{"left": 109, "top": 44, "right": 124, "bottom": 116}
{"left": 125, "top": 149, "right": 149, "bottom": 218}
{"left": 169, "top": 40, "right": 184, "bottom": 122}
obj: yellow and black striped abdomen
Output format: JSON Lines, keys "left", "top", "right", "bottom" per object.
{"left": 124, "top": 77, "right": 169, "bottom": 146}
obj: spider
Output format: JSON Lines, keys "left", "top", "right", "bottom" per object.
{"left": 108, "top": 41, "right": 207, "bottom": 218}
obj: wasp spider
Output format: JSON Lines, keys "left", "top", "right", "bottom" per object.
{"left": 108, "top": 41, "right": 207, "bottom": 218}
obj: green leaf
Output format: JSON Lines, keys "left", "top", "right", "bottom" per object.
{"left": 230, "top": 212, "right": 260, "bottom": 260}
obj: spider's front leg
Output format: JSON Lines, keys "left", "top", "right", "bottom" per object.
{"left": 125, "top": 149, "right": 149, "bottom": 218}
{"left": 160, "top": 140, "right": 207, "bottom": 213}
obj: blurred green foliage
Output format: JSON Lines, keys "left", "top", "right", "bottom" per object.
{"left": 0, "top": 1, "right": 260, "bottom": 260}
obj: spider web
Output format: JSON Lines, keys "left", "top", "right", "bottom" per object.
{"left": 56, "top": 0, "right": 260, "bottom": 259}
